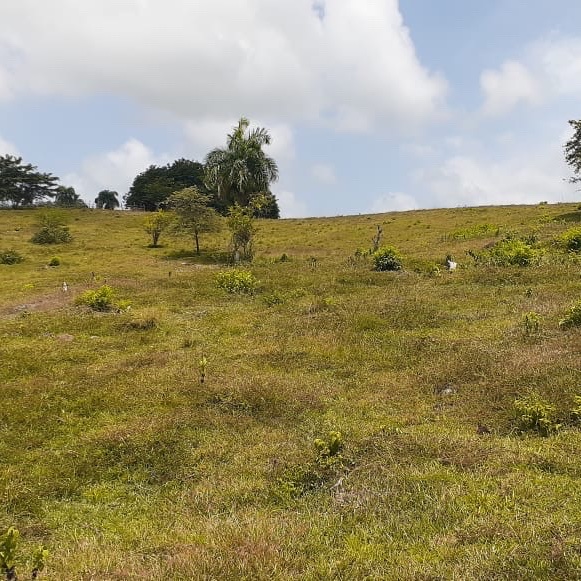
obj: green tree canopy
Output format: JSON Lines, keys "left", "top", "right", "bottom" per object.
{"left": 565, "top": 120, "right": 581, "bottom": 184}
{"left": 204, "top": 117, "right": 280, "bottom": 210}
{"left": 125, "top": 158, "right": 206, "bottom": 211}
{"left": 167, "top": 187, "right": 221, "bottom": 254}
{"left": 55, "top": 186, "right": 86, "bottom": 208}
{"left": 95, "top": 190, "right": 120, "bottom": 210}
{"left": 0, "top": 155, "right": 59, "bottom": 207}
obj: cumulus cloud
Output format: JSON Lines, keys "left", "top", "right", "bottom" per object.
{"left": 413, "top": 135, "right": 576, "bottom": 208}
{"left": 480, "top": 60, "right": 542, "bottom": 116}
{"left": 0, "top": 0, "right": 447, "bottom": 132}
{"left": 64, "top": 139, "right": 169, "bottom": 203}
{"left": 479, "top": 35, "right": 581, "bottom": 116}
{"left": 371, "top": 192, "right": 417, "bottom": 213}
{"left": 311, "top": 163, "right": 337, "bottom": 185}
{"left": 275, "top": 190, "right": 308, "bottom": 218}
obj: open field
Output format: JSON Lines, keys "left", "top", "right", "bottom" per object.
{"left": 2, "top": 203, "right": 581, "bottom": 579}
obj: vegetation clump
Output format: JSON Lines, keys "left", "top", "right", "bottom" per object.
{"left": 558, "top": 227, "right": 581, "bottom": 253}
{"left": 559, "top": 300, "right": 581, "bottom": 329}
{"left": 513, "top": 393, "right": 560, "bottom": 436}
{"left": 372, "top": 246, "right": 403, "bottom": 271}
{"left": 47, "top": 256, "right": 60, "bottom": 267}
{"left": 76, "top": 285, "right": 129, "bottom": 312}
{"left": 216, "top": 269, "right": 258, "bottom": 294}
{"left": 0, "top": 249, "right": 24, "bottom": 265}
{"left": 30, "top": 211, "right": 72, "bottom": 245}
{"left": 474, "top": 238, "right": 540, "bottom": 266}
{"left": 143, "top": 210, "right": 174, "bottom": 247}
{"left": 0, "top": 527, "right": 49, "bottom": 580}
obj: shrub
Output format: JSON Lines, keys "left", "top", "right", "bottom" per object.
{"left": 31, "top": 211, "right": 72, "bottom": 245}
{"left": 0, "top": 249, "right": 24, "bottom": 265}
{"left": 559, "top": 227, "right": 581, "bottom": 252}
{"left": 513, "top": 393, "right": 560, "bottom": 436}
{"left": 48, "top": 256, "right": 60, "bottom": 266}
{"left": 522, "top": 311, "right": 541, "bottom": 336}
{"left": 215, "top": 269, "right": 258, "bottom": 294}
{"left": 314, "top": 431, "right": 344, "bottom": 467}
{"left": 372, "top": 246, "right": 403, "bottom": 271}
{"left": 477, "top": 238, "right": 540, "bottom": 266}
{"left": 76, "top": 285, "right": 117, "bottom": 311}
{"left": 559, "top": 300, "right": 581, "bottom": 329}
{"left": 262, "top": 291, "right": 286, "bottom": 306}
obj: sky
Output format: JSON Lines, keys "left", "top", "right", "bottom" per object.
{"left": 0, "top": 0, "right": 580, "bottom": 217}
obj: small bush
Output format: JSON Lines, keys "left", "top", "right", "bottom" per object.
{"left": 48, "top": 256, "right": 60, "bottom": 267}
{"left": 31, "top": 210, "right": 73, "bottom": 245}
{"left": 216, "top": 269, "right": 258, "bottom": 294}
{"left": 0, "top": 249, "right": 24, "bottom": 265}
{"left": 559, "top": 227, "right": 581, "bottom": 252}
{"left": 476, "top": 238, "right": 540, "bottom": 266}
{"left": 559, "top": 300, "right": 581, "bottom": 329}
{"left": 314, "top": 431, "right": 344, "bottom": 467}
{"left": 513, "top": 393, "right": 560, "bottom": 436}
{"left": 76, "top": 285, "right": 116, "bottom": 311}
{"left": 522, "top": 311, "right": 541, "bottom": 336}
{"left": 372, "top": 246, "right": 403, "bottom": 271}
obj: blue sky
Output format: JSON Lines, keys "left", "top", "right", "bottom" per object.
{"left": 0, "top": 0, "right": 580, "bottom": 217}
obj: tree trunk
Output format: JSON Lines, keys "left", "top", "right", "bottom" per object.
{"left": 195, "top": 231, "right": 200, "bottom": 255}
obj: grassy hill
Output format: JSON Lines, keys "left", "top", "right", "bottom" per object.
{"left": 1, "top": 203, "right": 581, "bottom": 579}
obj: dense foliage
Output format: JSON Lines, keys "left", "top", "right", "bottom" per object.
{"left": 0, "top": 155, "right": 59, "bottom": 207}
{"left": 565, "top": 119, "right": 581, "bottom": 183}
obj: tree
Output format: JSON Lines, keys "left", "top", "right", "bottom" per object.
{"left": 565, "top": 120, "right": 581, "bottom": 184}
{"left": 125, "top": 159, "right": 206, "bottom": 211}
{"left": 167, "top": 187, "right": 221, "bottom": 254}
{"left": 0, "top": 155, "right": 59, "bottom": 207}
{"left": 55, "top": 186, "right": 86, "bottom": 207}
{"left": 143, "top": 210, "right": 173, "bottom": 247}
{"left": 204, "top": 117, "right": 280, "bottom": 210}
{"left": 95, "top": 190, "right": 120, "bottom": 210}
{"left": 227, "top": 204, "right": 256, "bottom": 261}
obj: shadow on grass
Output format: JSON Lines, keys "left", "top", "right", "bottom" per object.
{"left": 163, "top": 248, "right": 231, "bottom": 264}
{"left": 554, "top": 211, "right": 581, "bottom": 223}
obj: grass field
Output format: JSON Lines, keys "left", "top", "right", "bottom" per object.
{"left": 2, "top": 203, "right": 581, "bottom": 579}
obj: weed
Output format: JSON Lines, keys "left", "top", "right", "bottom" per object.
{"left": 559, "top": 300, "right": 581, "bottom": 328}
{"left": 0, "top": 527, "right": 48, "bottom": 580}
{"left": 513, "top": 393, "right": 560, "bottom": 436}
{"left": 262, "top": 291, "right": 286, "bottom": 306}
{"left": 372, "top": 246, "right": 403, "bottom": 271}
{"left": 0, "top": 250, "right": 24, "bottom": 265}
{"left": 75, "top": 285, "right": 117, "bottom": 311}
{"left": 558, "top": 226, "right": 581, "bottom": 252}
{"left": 47, "top": 256, "right": 60, "bottom": 267}
{"left": 522, "top": 311, "right": 541, "bottom": 336}
{"left": 199, "top": 356, "right": 208, "bottom": 383}
{"left": 314, "top": 431, "right": 344, "bottom": 467}
{"left": 216, "top": 269, "right": 258, "bottom": 294}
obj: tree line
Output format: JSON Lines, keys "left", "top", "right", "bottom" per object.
{"left": 0, "top": 117, "right": 280, "bottom": 218}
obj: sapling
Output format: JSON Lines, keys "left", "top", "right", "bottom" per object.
{"left": 199, "top": 356, "right": 208, "bottom": 384}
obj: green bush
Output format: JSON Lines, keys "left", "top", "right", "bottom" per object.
{"left": 522, "top": 311, "right": 541, "bottom": 336}
{"left": 75, "top": 285, "right": 116, "bottom": 311}
{"left": 481, "top": 239, "right": 540, "bottom": 266}
{"left": 372, "top": 246, "right": 403, "bottom": 271}
{"left": 559, "top": 227, "right": 581, "bottom": 252}
{"left": 513, "top": 393, "right": 560, "bottom": 436}
{"left": 0, "top": 249, "right": 24, "bottom": 265}
{"left": 559, "top": 300, "right": 581, "bottom": 329}
{"left": 31, "top": 211, "right": 73, "bottom": 245}
{"left": 216, "top": 269, "right": 258, "bottom": 294}
{"left": 48, "top": 256, "right": 61, "bottom": 267}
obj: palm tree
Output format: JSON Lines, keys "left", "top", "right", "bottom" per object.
{"left": 94, "top": 190, "right": 120, "bottom": 210}
{"left": 204, "top": 117, "right": 279, "bottom": 207}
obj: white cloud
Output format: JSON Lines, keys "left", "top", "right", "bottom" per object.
{"left": 532, "top": 35, "right": 581, "bottom": 96}
{"left": 311, "top": 163, "right": 337, "bottom": 185}
{"left": 371, "top": 192, "right": 417, "bottom": 213}
{"left": 275, "top": 190, "right": 308, "bottom": 218}
{"left": 413, "top": 135, "right": 576, "bottom": 208}
{"left": 0, "top": 0, "right": 447, "bottom": 132}
{"left": 0, "top": 135, "right": 18, "bottom": 156}
{"left": 64, "top": 139, "right": 169, "bottom": 203}
{"left": 480, "top": 60, "right": 542, "bottom": 116}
